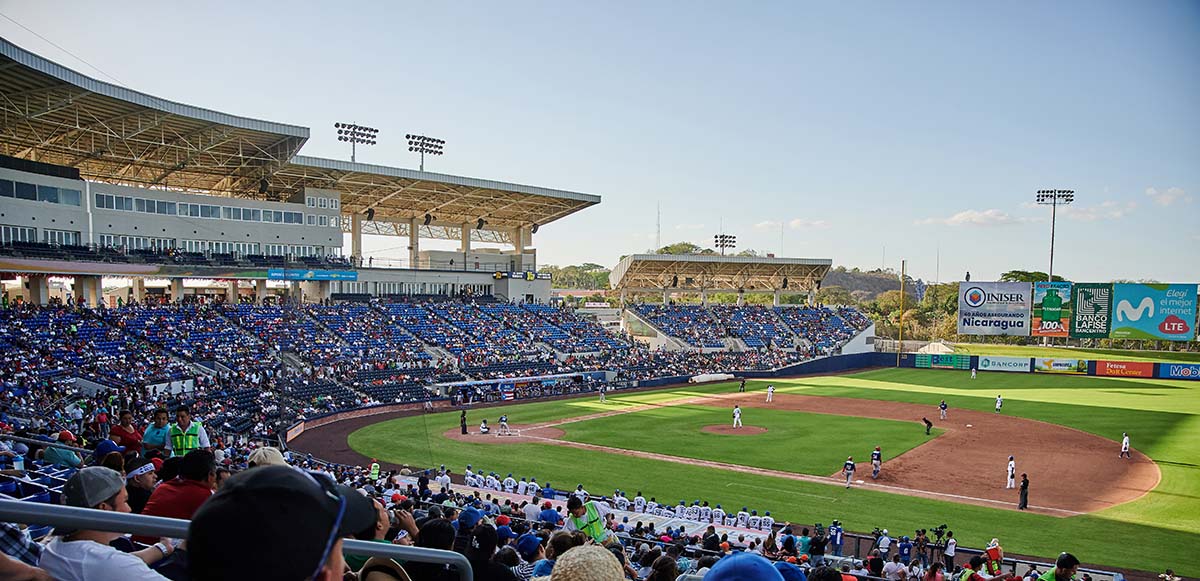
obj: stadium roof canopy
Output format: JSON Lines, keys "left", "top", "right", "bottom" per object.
{"left": 0, "top": 38, "right": 599, "bottom": 243}
{"left": 610, "top": 254, "right": 832, "bottom": 294}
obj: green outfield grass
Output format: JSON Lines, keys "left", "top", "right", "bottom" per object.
{"left": 952, "top": 342, "right": 1200, "bottom": 363}
{"left": 347, "top": 370, "right": 1200, "bottom": 575}
{"left": 559, "top": 403, "right": 939, "bottom": 475}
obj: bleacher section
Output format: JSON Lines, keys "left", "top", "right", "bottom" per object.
{"left": 633, "top": 304, "right": 726, "bottom": 348}
{"left": 710, "top": 305, "right": 795, "bottom": 349}
{"left": 632, "top": 303, "right": 870, "bottom": 356}
{"left": 100, "top": 305, "right": 275, "bottom": 371}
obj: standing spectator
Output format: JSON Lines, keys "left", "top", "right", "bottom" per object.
{"left": 564, "top": 496, "right": 616, "bottom": 546}
{"left": 187, "top": 465, "right": 376, "bottom": 581}
{"left": 829, "top": 520, "right": 844, "bottom": 557}
{"left": 165, "top": 405, "right": 210, "bottom": 458}
{"left": 962, "top": 555, "right": 1007, "bottom": 581}
{"left": 141, "top": 409, "right": 170, "bottom": 458}
{"left": 943, "top": 532, "right": 957, "bottom": 571}
{"left": 39, "top": 467, "right": 174, "bottom": 581}
{"left": 108, "top": 411, "right": 143, "bottom": 456}
{"left": 867, "top": 549, "right": 885, "bottom": 578}
{"left": 883, "top": 555, "right": 906, "bottom": 581}
{"left": 810, "top": 529, "right": 829, "bottom": 566}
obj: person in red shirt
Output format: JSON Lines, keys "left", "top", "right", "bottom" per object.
{"left": 133, "top": 449, "right": 215, "bottom": 544}
{"left": 108, "top": 410, "right": 144, "bottom": 456}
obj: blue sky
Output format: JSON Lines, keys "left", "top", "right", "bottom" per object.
{"left": 2, "top": 1, "right": 1197, "bottom": 282}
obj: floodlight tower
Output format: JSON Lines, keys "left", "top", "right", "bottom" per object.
{"left": 1035, "top": 189, "right": 1075, "bottom": 282}
{"left": 713, "top": 234, "right": 736, "bottom": 256}
{"left": 407, "top": 134, "right": 445, "bottom": 171}
{"left": 335, "top": 123, "right": 379, "bottom": 163}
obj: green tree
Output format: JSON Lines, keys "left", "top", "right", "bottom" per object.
{"left": 999, "top": 270, "right": 1067, "bottom": 283}
{"left": 816, "top": 285, "right": 855, "bottom": 306}
{"left": 650, "top": 241, "right": 716, "bottom": 255}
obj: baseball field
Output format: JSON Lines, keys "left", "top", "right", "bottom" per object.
{"left": 298, "top": 355, "right": 1200, "bottom": 575}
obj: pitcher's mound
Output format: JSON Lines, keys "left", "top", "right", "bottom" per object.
{"left": 702, "top": 425, "right": 767, "bottom": 435}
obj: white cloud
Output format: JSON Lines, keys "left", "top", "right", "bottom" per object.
{"left": 916, "top": 209, "right": 1025, "bottom": 227}
{"left": 1061, "top": 200, "right": 1137, "bottom": 222}
{"left": 788, "top": 218, "right": 829, "bottom": 229}
{"left": 674, "top": 223, "right": 705, "bottom": 231}
{"left": 753, "top": 220, "right": 781, "bottom": 231}
{"left": 1145, "top": 187, "right": 1191, "bottom": 207}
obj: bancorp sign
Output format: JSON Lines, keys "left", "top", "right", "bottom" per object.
{"left": 1096, "top": 360, "right": 1154, "bottom": 378}
{"left": 1159, "top": 363, "right": 1200, "bottom": 381}
{"left": 978, "top": 356, "right": 1031, "bottom": 373}
{"left": 957, "top": 282, "right": 1032, "bottom": 336}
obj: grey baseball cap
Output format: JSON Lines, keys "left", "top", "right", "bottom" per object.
{"left": 63, "top": 467, "right": 125, "bottom": 508}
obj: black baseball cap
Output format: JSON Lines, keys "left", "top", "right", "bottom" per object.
{"left": 188, "top": 466, "right": 377, "bottom": 580}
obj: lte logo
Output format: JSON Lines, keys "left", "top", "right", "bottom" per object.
{"left": 1160, "top": 315, "right": 1191, "bottom": 335}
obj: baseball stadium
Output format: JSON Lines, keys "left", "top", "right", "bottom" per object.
{"left": 0, "top": 9, "right": 1197, "bottom": 581}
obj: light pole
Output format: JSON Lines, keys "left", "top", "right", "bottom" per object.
{"left": 1035, "top": 189, "right": 1075, "bottom": 282}
{"left": 713, "top": 234, "right": 736, "bottom": 256}
{"left": 407, "top": 134, "right": 445, "bottom": 171}
{"left": 335, "top": 123, "right": 378, "bottom": 163}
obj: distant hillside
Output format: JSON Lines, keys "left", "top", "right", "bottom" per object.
{"left": 821, "top": 266, "right": 924, "bottom": 302}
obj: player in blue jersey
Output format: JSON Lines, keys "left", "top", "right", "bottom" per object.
{"left": 842, "top": 456, "right": 856, "bottom": 488}
{"left": 871, "top": 446, "right": 883, "bottom": 479}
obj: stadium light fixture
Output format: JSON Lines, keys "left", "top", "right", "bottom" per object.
{"left": 1034, "top": 189, "right": 1075, "bottom": 283}
{"left": 713, "top": 233, "right": 737, "bottom": 256}
{"left": 406, "top": 133, "right": 445, "bottom": 171}
{"left": 335, "top": 122, "right": 379, "bottom": 163}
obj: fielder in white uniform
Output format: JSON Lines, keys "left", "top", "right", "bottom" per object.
{"left": 766, "top": 385, "right": 775, "bottom": 402}
{"left": 995, "top": 395, "right": 1003, "bottom": 414}
{"left": 971, "top": 367, "right": 977, "bottom": 380}
{"left": 733, "top": 405, "right": 743, "bottom": 428}
{"left": 599, "top": 385, "right": 606, "bottom": 403}
{"left": 1120, "top": 432, "right": 1131, "bottom": 458}
{"left": 1006, "top": 456, "right": 1016, "bottom": 488}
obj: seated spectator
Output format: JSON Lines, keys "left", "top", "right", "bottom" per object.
{"left": 404, "top": 519, "right": 458, "bottom": 581}
{"left": 344, "top": 495, "right": 394, "bottom": 571}
{"left": 187, "top": 465, "right": 376, "bottom": 581}
{"left": 548, "top": 544, "right": 624, "bottom": 581}
{"left": 246, "top": 446, "right": 287, "bottom": 468}
{"left": 124, "top": 458, "right": 157, "bottom": 514}
{"left": 1040, "top": 553, "right": 1080, "bottom": 581}
{"left": 0, "top": 521, "right": 50, "bottom": 580}
{"left": 705, "top": 552, "right": 785, "bottom": 581}
{"left": 135, "top": 450, "right": 216, "bottom": 544}
{"left": 465, "top": 523, "right": 519, "bottom": 581}
{"left": 511, "top": 533, "right": 544, "bottom": 581}
{"left": 39, "top": 467, "right": 174, "bottom": 581}
{"left": 533, "top": 530, "right": 585, "bottom": 577}
{"left": 43, "top": 430, "right": 81, "bottom": 469}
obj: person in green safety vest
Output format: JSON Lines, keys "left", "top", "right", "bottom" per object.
{"left": 369, "top": 459, "right": 380, "bottom": 481}
{"left": 564, "top": 495, "right": 616, "bottom": 546}
{"left": 166, "top": 405, "right": 210, "bottom": 457}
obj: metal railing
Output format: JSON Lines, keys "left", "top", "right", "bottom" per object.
{"left": 0, "top": 500, "right": 473, "bottom": 581}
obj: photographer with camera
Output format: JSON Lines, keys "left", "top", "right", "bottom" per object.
{"left": 915, "top": 529, "right": 931, "bottom": 568}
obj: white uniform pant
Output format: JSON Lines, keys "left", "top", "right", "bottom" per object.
{"left": 734, "top": 417, "right": 743, "bottom": 428}
{"left": 1006, "top": 474, "right": 1015, "bottom": 488}
{"left": 766, "top": 392, "right": 773, "bottom": 402}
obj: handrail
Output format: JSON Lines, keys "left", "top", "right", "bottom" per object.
{"left": 3, "top": 434, "right": 91, "bottom": 455}
{"left": 0, "top": 500, "right": 474, "bottom": 581}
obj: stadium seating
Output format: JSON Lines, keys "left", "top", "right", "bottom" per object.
{"left": 100, "top": 305, "right": 275, "bottom": 371}
{"left": 633, "top": 304, "right": 727, "bottom": 348}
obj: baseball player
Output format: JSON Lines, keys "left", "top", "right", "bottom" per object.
{"left": 747, "top": 510, "right": 762, "bottom": 530}
{"left": 527, "top": 477, "right": 539, "bottom": 496}
{"left": 733, "top": 405, "right": 743, "bottom": 428}
{"left": 503, "top": 473, "right": 517, "bottom": 493}
{"left": 995, "top": 395, "right": 1003, "bottom": 414}
{"left": 699, "top": 501, "right": 712, "bottom": 523}
{"left": 939, "top": 400, "right": 948, "bottom": 420}
{"left": 766, "top": 384, "right": 775, "bottom": 403}
{"left": 739, "top": 378, "right": 746, "bottom": 392}
{"left": 971, "top": 367, "right": 977, "bottom": 380}
{"left": 923, "top": 417, "right": 934, "bottom": 435}
{"left": 645, "top": 497, "right": 658, "bottom": 514}
{"left": 574, "top": 484, "right": 589, "bottom": 500}
{"left": 1006, "top": 455, "right": 1016, "bottom": 488}
{"left": 686, "top": 501, "right": 701, "bottom": 521}
{"left": 614, "top": 491, "right": 630, "bottom": 511}
{"left": 479, "top": 419, "right": 490, "bottom": 434}
{"left": 598, "top": 384, "right": 606, "bottom": 403}
{"left": 871, "top": 446, "right": 883, "bottom": 479}
{"left": 499, "top": 414, "right": 509, "bottom": 435}
{"left": 760, "top": 511, "right": 775, "bottom": 531}
{"left": 843, "top": 456, "right": 856, "bottom": 488}
{"left": 712, "top": 504, "right": 726, "bottom": 525}
{"left": 736, "top": 506, "right": 750, "bottom": 528}
{"left": 1120, "top": 432, "right": 1131, "bottom": 458}
{"left": 634, "top": 491, "right": 646, "bottom": 513}
{"left": 516, "top": 477, "right": 528, "bottom": 496}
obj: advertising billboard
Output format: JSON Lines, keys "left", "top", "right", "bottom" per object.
{"left": 1033, "top": 358, "right": 1087, "bottom": 374}
{"left": 1096, "top": 360, "right": 1155, "bottom": 378}
{"left": 957, "top": 282, "right": 1031, "bottom": 336}
{"left": 978, "top": 356, "right": 1031, "bottom": 373}
{"left": 1070, "top": 283, "right": 1113, "bottom": 339}
{"left": 915, "top": 354, "right": 971, "bottom": 370}
{"left": 267, "top": 269, "right": 358, "bottom": 281}
{"left": 1110, "top": 284, "right": 1197, "bottom": 341}
{"left": 1032, "top": 282, "right": 1072, "bottom": 337}
{"left": 1159, "top": 363, "right": 1200, "bottom": 381}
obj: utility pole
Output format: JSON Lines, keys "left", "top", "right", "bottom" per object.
{"left": 897, "top": 259, "right": 906, "bottom": 367}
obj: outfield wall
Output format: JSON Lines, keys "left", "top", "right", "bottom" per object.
{"left": 907, "top": 353, "right": 1199, "bottom": 380}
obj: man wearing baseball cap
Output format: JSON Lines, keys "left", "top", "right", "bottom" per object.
{"left": 44, "top": 430, "right": 82, "bottom": 469}
{"left": 39, "top": 467, "right": 174, "bottom": 581}
{"left": 188, "top": 465, "right": 377, "bottom": 580}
